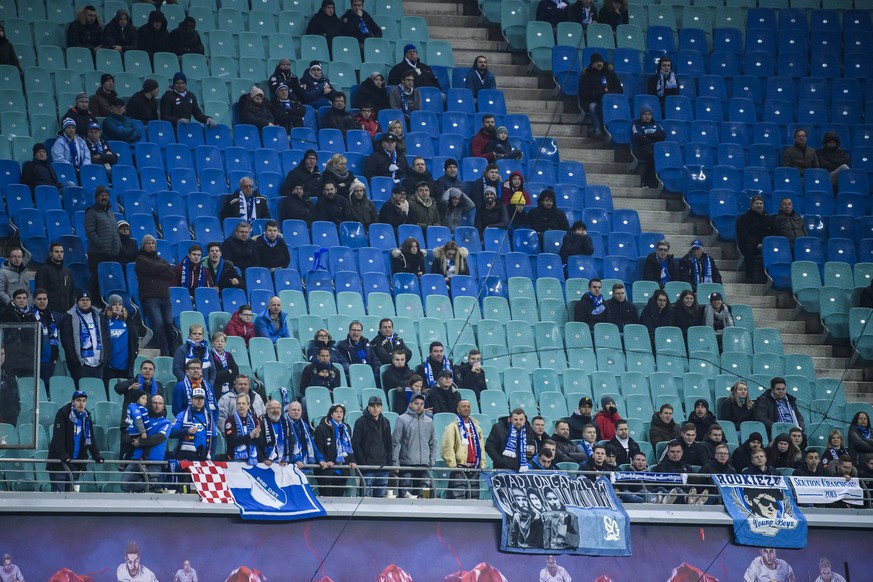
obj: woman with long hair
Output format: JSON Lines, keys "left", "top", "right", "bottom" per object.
{"left": 313, "top": 404, "right": 357, "bottom": 496}
{"left": 391, "top": 237, "right": 426, "bottom": 277}
{"left": 821, "top": 430, "right": 849, "bottom": 474}
{"left": 719, "top": 380, "right": 754, "bottom": 433}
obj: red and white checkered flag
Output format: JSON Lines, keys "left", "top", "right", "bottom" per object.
{"left": 180, "top": 460, "right": 235, "bottom": 504}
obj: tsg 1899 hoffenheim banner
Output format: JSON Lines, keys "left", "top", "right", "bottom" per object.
{"left": 181, "top": 461, "right": 326, "bottom": 521}
{"left": 713, "top": 473, "right": 807, "bottom": 549}
{"left": 488, "top": 471, "right": 631, "bottom": 556}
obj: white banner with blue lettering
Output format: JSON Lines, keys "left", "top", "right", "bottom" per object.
{"left": 488, "top": 471, "right": 631, "bottom": 556}
{"left": 788, "top": 476, "right": 864, "bottom": 506}
{"left": 713, "top": 474, "right": 807, "bottom": 549}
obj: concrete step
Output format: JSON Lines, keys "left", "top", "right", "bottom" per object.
{"left": 404, "top": 0, "right": 463, "bottom": 14}
{"left": 588, "top": 173, "right": 644, "bottom": 188}
{"left": 813, "top": 358, "right": 856, "bottom": 374}
{"left": 421, "top": 14, "right": 478, "bottom": 26}
{"left": 503, "top": 88, "right": 560, "bottom": 100}
{"left": 612, "top": 198, "right": 672, "bottom": 212}
{"left": 783, "top": 343, "right": 834, "bottom": 357}
{"left": 584, "top": 161, "right": 634, "bottom": 175}
{"left": 752, "top": 307, "right": 802, "bottom": 323}
{"left": 765, "top": 320, "right": 807, "bottom": 334}
{"left": 443, "top": 38, "right": 506, "bottom": 52}
{"left": 429, "top": 25, "right": 491, "bottom": 41}
{"left": 496, "top": 76, "right": 541, "bottom": 89}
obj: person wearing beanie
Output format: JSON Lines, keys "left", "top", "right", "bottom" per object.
{"left": 299, "top": 61, "right": 335, "bottom": 108}
{"left": 594, "top": 395, "right": 622, "bottom": 442}
{"left": 816, "top": 130, "right": 851, "bottom": 188}
{"left": 126, "top": 78, "right": 161, "bottom": 124}
{"left": 102, "top": 9, "right": 137, "bottom": 54}
{"left": 60, "top": 290, "right": 110, "bottom": 388}
{"left": 270, "top": 82, "right": 306, "bottom": 131}
{"left": 48, "top": 388, "right": 104, "bottom": 491}
{"left": 731, "top": 431, "right": 763, "bottom": 473}
{"left": 578, "top": 51, "right": 622, "bottom": 137}
{"left": 347, "top": 179, "right": 379, "bottom": 229}
{"left": 686, "top": 399, "right": 717, "bottom": 442}
{"left": 559, "top": 220, "right": 594, "bottom": 265}
{"left": 52, "top": 117, "right": 92, "bottom": 170}
{"left": 268, "top": 58, "right": 302, "bottom": 99}
{"left": 438, "top": 187, "right": 475, "bottom": 233}
{"left": 89, "top": 73, "right": 118, "bottom": 116}
{"left": 631, "top": 105, "right": 665, "bottom": 188}
{"left": 464, "top": 55, "right": 496, "bottom": 100}
{"left": 169, "top": 16, "right": 204, "bottom": 57}
{"left": 389, "top": 43, "right": 441, "bottom": 88}
{"left": 508, "top": 189, "right": 531, "bottom": 230}
{"left": 484, "top": 125, "right": 524, "bottom": 161}
{"left": 306, "top": 0, "right": 342, "bottom": 43}
{"left": 475, "top": 186, "right": 509, "bottom": 234}
{"left": 254, "top": 220, "right": 292, "bottom": 271}
{"left": 322, "top": 91, "right": 358, "bottom": 135}
{"left": 161, "top": 72, "right": 215, "bottom": 127}
{"left": 238, "top": 84, "right": 277, "bottom": 130}
{"left": 736, "top": 195, "right": 770, "bottom": 283}
{"left": 646, "top": 57, "right": 679, "bottom": 116}
{"left": 134, "top": 235, "right": 176, "bottom": 356}
{"left": 340, "top": 0, "right": 382, "bottom": 51}
{"left": 364, "top": 132, "right": 409, "bottom": 183}
{"left": 124, "top": 387, "right": 150, "bottom": 443}
{"left": 136, "top": 9, "right": 170, "bottom": 57}
{"left": 102, "top": 97, "right": 142, "bottom": 143}
{"left": 388, "top": 69, "right": 421, "bottom": 123}
{"left": 355, "top": 71, "right": 390, "bottom": 112}
{"left": 500, "top": 170, "right": 531, "bottom": 206}
{"left": 20, "top": 143, "right": 63, "bottom": 194}
{"left": 434, "top": 158, "right": 467, "bottom": 198}
{"left": 280, "top": 149, "right": 322, "bottom": 202}
{"left": 61, "top": 92, "right": 98, "bottom": 138}
{"left": 527, "top": 188, "right": 569, "bottom": 235}
{"left": 85, "top": 122, "right": 119, "bottom": 171}
{"left": 67, "top": 5, "right": 103, "bottom": 54}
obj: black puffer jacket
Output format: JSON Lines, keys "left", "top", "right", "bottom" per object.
{"left": 102, "top": 13, "right": 137, "bottom": 52}
{"left": 351, "top": 412, "right": 392, "bottom": 465}
{"left": 134, "top": 250, "right": 174, "bottom": 300}
{"left": 137, "top": 11, "right": 171, "bottom": 56}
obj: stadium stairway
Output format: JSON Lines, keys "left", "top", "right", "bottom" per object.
{"left": 407, "top": 0, "right": 870, "bottom": 403}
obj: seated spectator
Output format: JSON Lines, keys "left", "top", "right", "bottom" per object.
{"left": 672, "top": 289, "right": 702, "bottom": 340}
{"left": 606, "top": 282, "right": 638, "bottom": 332}
{"left": 306, "top": 0, "right": 342, "bottom": 45}
{"left": 408, "top": 181, "right": 441, "bottom": 230}
{"left": 821, "top": 429, "right": 849, "bottom": 474}
{"left": 767, "top": 433, "right": 800, "bottom": 469}
{"left": 485, "top": 126, "right": 524, "bottom": 161}
{"left": 371, "top": 318, "right": 413, "bottom": 365}
{"left": 595, "top": 396, "right": 622, "bottom": 441}
{"left": 102, "top": 9, "right": 136, "bottom": 53}
{"left": 102, "top": 98, "right": 142, "bottom": 144}
{"left": 508, "top": 191, "right": 531, "bottom": 230}
{"left": 203, "top": 242, "right": 244, "bottom": 291}
{"left": 500, "top": 170, "right": 531, "bottom": 207}
{"left": 137, "top": 10, "right": 171, "bottom": 58}
{"left": 126, "top": 79, "right": 160, "bottom": 125}
{"left": 402, "top": 157, "right": 435, "bottom": 196}
{"left": 254, "top": 296, "right": 290, "bottom": 343}
{"left": 280, "top": 149, "right": 321, "bottom": 200}
{"left": 301, "top": 347, "right": 343, "bottom": 394}
{"left": 340, "top": 0, "right": 381, "bottom": 53}
{"left": 172, "top": 323, "right": 215, "bottom": 385}
{"left": 647, "top": 57, "right": 679, "bottom": 116}
{"left": 528, "top": 189, "right": 569, "bottom": 235}
{"left": 169, "top": 16, "right": 204, "bottom": 57}
{"left": 224, "top": 305, "right": 255, "bottom": 347}
{"left": 816, "top": 131, "right": 851, "bottom": 188}
{"left": 299, "top": 61, "right": 335, "bottom": 109}
{"left": 703, "top": 292, "right": 733, "bottom": 339}
{"left": 431, "top": 240, "right": 470, "bottom": 285}
{"left": 270, "top": 83, "right": 305, "bottom": 132}
{"left": 89, "top": 74, "right": 118, "bottom": 117}
{"left": 355, "top": 103, "right": 381, "bottom": 139}
{"left": 679, "top": 239, "right": 722, "bottom": 292}
{"left": 160, "top": 73, "right": 215, "bottom": 128}
{"left": 653, "top": 441, "right": 691, "bottom": 503}
{"left": 582, "top": 443, "right": 615, "bottom": 477}
{"left": 347, "top": 180, "right": 379, "bottom": 230}
{"left": 559, "top": 221, "right": 594, "bottom": 264}
{"left": 639, "top": 289, "right": 673, "bottom": 340}
{"left": 364, "top": 133, "right": 408, "bottom": 183}
{"left": 221, "top": 221, "right": 260, "bottom": 274}
{"left": 631, "top": 105, "right": 665, "bottom": 188}
{"left": 224, "top": 392, "right": 262, "bottom": 465}
{"left": 313, "top": 404, "right": 356, "bottom": 496}
{"left": 417, "top": 341, "right": 453, "bottom": 389}
{"left": 313, "top": 181, "right": 350, "bottom": 225}
{"left": 848, "top": 411, "right": 873, "bottom": 466}
{"left": 649, "top": 403, "right": 680, "bottom": 449}
{"left": 323, "top": 153, "right": 356, "bottom": 198}
{"left": 574, "top": 278, "right": 608, "bottom": 330}
{"left": 337, "top": 320, "right": 379, "bottom": 380}
{"left": 793, "top": 448, "right": 825, "bottom": 477}
{"left": 471, "top": 115, "right": 500, "bottom": 162}
{"left": 268, "top": 59, "right": 301, "bottom": 99}
{"left": 85, "top": 123, "right": 118, "bottom": 172}
{"left": 550, "top": 419, "right": 584, "bottom": 464}
{"left": 752, "top": 377, "right": 805, "bottom": 437}
{"left": 732, "top": 431, "right": 764, "bottom": 473}
{"left": 465, "top": 55, "right": 496, "bottom": 100}
{"left": 736, "top": 195, "right": 770, "bottom": 283}
{"left": 700, "top": 424, "right": 727, "bottom": 462}
{"left": 598, "top": 0, "right": 628, "bottom": 31}
{"left": 566, "top": 397, "right": 596, "bottom": 441}
{"left": 578, "top": 53, "right": 622, "bottom": 138}
{"left": 531, "top": 439, "right": 559, "bottom": 470}
{"left": 686, "top": 400, "right": 716, "bottom": 442}
{"left": 789, "top": 426, "right": 807, "bottom": 455}
{"left": 537, "top": 0, "right": 570, "bottom": 27}
{"left": 209, "top": 331, "right": 239, "bottom": 397}
{"left": 255, "top": 220, "right": 290, "bottom": 271}
{"left": 52, "top": 119, "right": 91, "bottom": 171}
{"left": 486, "top": 409, "right": 536, "bottom": 471}
{"left": 378, "top": 186, "right": 415, "bottom": 231}
{"left": 568, "top": 0, "right": 598, "bottom": 28}
{"left": 438, "top": 188, "right": 475, "bottom": 232}
{"left": 742, "top": 448, "right": 779, "bottom": 476}
{"left": 220, "top": 176, "right": 270, "bottom": 223}
{"left": 719, "top": 380, "right": 754, "bottom": 435}
{"left": 782, "top": 127, "right": 819, "bottom": 176}
{"left": 322, "top": 92, "right": 359, "bottom": 135}
{"left": 62, "top": 93, "right": 98, "bottom": 138}
{"left": 173, "top": 244, "right": 213, "bottom": 299}
{"left": 642, "top": 239, "right": 677, "bottom": 288}
{"left": 388, "top": 69, "right": 421, "bottom": 123}
{"left": 20, "top": 143, "right": 63, "bottom": 194}
{"left": 0, "top": 24, "right": 20, "bottom": 73}
{"left": 700, "top": 443, "right": 736, "bottom": 475}
{"left": 476, "top": 187, "right": 509, "bottom": 233}
{"left": 386, "top": 119, "right": 407, "bottom": 156}
{"left": 435, "top": 158, "right": 468, "bottom": 198}
{"left": 388, "top": 44, "right": 441, "bottom": 89}
{"left": 355, "top": 72, "right": 389, "bottom": 112}
{"left": 391, "top": 237, "right": 426, "bottom": 277}
{"left": 67, "top": 5, "right": 103, "bottom": 54}
{"left": 237, "top": 86, "right": 275, "bottom": 131}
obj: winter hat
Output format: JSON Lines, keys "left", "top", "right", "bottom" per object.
{"left": 404, "top": 44, "right": 417, "bottom": 55}
{"left": 496, "top": 125, "right": 508, "bottom": 135}
{"left": 141, "top": 234, "right": 157, "bottom": 247}
{"left": 444, "top": 158, "right": 458, "bottom": 169}
{"left": 71, "top": 390, "right": 88, "bottom": 401}
{"left": 369, "top": 71, "right": 384, "bottom": 81}
{"left": 509, "top": 191, "right": 526, "bottom": 205}
{"left": 60, "top": 118, "right": 77, "bottom": 132}
{"left": 749, "top": 432, "right": 763, "bottom": 443}
{"left": 129, "top": 388, "right": 147, "bottom": 403}
{"left": 109, "top": 97, "right": 125, "bottom": 107}
{"left": 249, "top": 85, "right": 264, "bottom": 99}
{"left": 640, "top": 105, "right": 653, "bottom": 115}
{"left": 32, "top": 143, "right": 47, "bottom": 154}
{"left": 589, "top": 52, "right": 604, "bottom": 65}
{"left": 76, "top": 289, "right": 91, "bottom": 301}
{"left": 484, "top": 186, "right": 497, "bottom": 197}
{"left": 693, "top": 398, "right": 709, "bottom": 410}
{"left": 276, "top": 83, "right": 289, "bottom": 92}
{"left": 75, "top": 92, "right": 89, "bottom": 103}
{"left": 100, "top": 73, "right": 114, "bottom": 84}
{"left": 601, "top": 395, "right": 616, "bottom": 408}
{"left": 349, "top": 179, "right": 366, "bottom": 195}
{"left": 321, "top": 0, "right": 334, "bottom": 7}
{"left": 172, "top": 72, "right": 187, "bottom": 84}
{"left": 315, "top": 361, "right": 332, "bottom": 372}
{"left": 303, "top": 149, "right": 318, "bottom": 160}
{"left": 142, "top": 79, "right": 159, "bottom": 92}
{"left": 309, "top": 61, "right": 322, "bottom": 70}
{"left": 690, "top": 239, "right": 704, "bottom": 249}
{"left": 107, "top": 294, "right": 123, "bottom": 306}
{"left": 117, "top": 220, "right": 130, "bottom": 229}
{"left": 446, "top": 187, "right": 463, "bottom": 199}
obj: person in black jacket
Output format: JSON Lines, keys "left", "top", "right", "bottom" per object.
{"left": 67, "top": 5, "right": 103, "bottom": 54}
{"left": 340, "top": 0, "right": 382, "bottom": 53}
{"left": 268, "top": 59, "right": 301, "bottom": 98}
{"left": 126, "top": 79, "right": 161, "bottom": 125}
{"left": 718, "top": 380, "right": 754, "bottom": 435}
{"left": 48, "top": 390, "right": 104, "bottom": 492}
{"left": 220, "top": 177, "right": 271, "bottom": 223}
{"left": 735, "top": 195, "right": 770, "bottom": 283}
{"left": 90, "top": 72, "right": 119, "bottom": 117}
{"left": 536, "top": 0, "right": 570, "bottom": 27}
{"left": 732, "top": 432, "right": 764, "bottom": 473}
{"left": 454, "top": 349, "right": 487, "bottom": 403}
{"left": 20, "top": 143, "right": 63, "bottom": 194}
{"left": 639, "top": 290, "right": 673, "bottom": 340}
{"left": 577, "top": 52, "right": 622, "bottom": 137}
{"left": 686, "top": 400, "right": 717, "bottom": 442}
{"left": 527, "top": 189, "right": 569, "bottom": 235}
{"left": 169, "top": 17, "right": 204, "bottom": 57}
{"left": 631, "top": 106, "right": 666, "bottom": 188}
{"left": 388, "top": 44, "right": 441, "bottom": 89}
{"left": 280, "top": 150, "right": 322, "bottom": 199}
{"left": 313, "top": 403, "right": 356, "bottom": 496}
{"left": 476, "top": 187, "right": 509, "bottom": 235}
{"left": 598, "top": 0, "right": 628, "bottom": 31}
{"left": 646, "top": 57, "right": 679, "bottom": 116}
{"left": 355, "top": 71, "right": 390, "bottom": 112}
{"left": 424, "top": 370, "right": 461, "bottom": 414}
{"left": 255, "top": 221, "right": 291, "bottom": 271}
{"left": 221, "top": 222, "right": 260, "bottom": 275}
{"left": 574, "top": 278, "right": 608, "bottom": 331}
{"left": 280, "top": 184, "right": 314, "bottom": 224}
{"left": 159, "top": 73, "right": 215, "bottom": 128}
{"left": 752, "top": 378, "right": 805, "bottom": 437}
{"left": 307, "top": 0, "right": 342, "bottom": 45}
{"left": 364, "top": 133, "right": 408, "bottom": 183}
{"left": 312, "top": 181, "right": 350, "bottom": 226}
{"left": 136, "top": 9, "right": 170, "bottom": 59}
{"left": 35, "top": 243, "right": 75, "bottom": 318}
{"left": 390, "top": 237, "right": 426, "bottom": 277}
{"left": 605, "top": 282, "right": 638, "bottom": 332}
{"left": 117, "top": 220, "right": 139, "bottom": 265}
{"left": 699, "top": 443, "right": 736, "bottom": 475}
{"left": 378, "top": 186, "right": 415, "bottom": 232}
{"left": 371, "top": 318, "right": 413, "bottom": 365}
{"left": 322, "top": 92, "right": 359, "bottom": 135}
{"left": 678, "top": 239, "right": 722, "bottom": 292}
{"left": 559, "top": 221, "right": 594, "bottom": 264}
{"left": 237, "top": 86, "right": 275, "bottom": 131}
{"left": 270, "top": 83, "right": 305, "bottom": 131}
{"left": 383, "top": 352, "right": 415, "bottom": 414}
{"left": 642, "top": 239, "right": 678, "bottom": 288}
{"left": 352, "top": 395, "right": 392, "bottom": 497}
{"left": 203, "top": 242, "right": 244, "bottom": 291}
{"left": 672, "top": 289, "right": 702, "bottom": 341}
{"left": 102, "top": 9, "right": 137, "bottom": 54}
{"left": 609, "top": 419, "right": 641, "bottom": 467}
{"left": 485, "top": 410, "right": 537, "bottom": 471}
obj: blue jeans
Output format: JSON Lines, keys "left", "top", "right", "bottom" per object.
{"left": 360, "top": 469, "right": 388, "bottom": 497}
{"left": 121, "top": 462, "right": 165, "bottom": 492}
{"left": 398, "top": 466, "right": 429, "bottom": 497}
{"left": 141, "top": 296, "right": 175, "bottom": 356}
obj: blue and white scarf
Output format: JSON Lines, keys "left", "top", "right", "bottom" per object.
{"left": 358, "top": 17, "right": 370, "bottom": 35}
{"left": 857, "top": 425, "right": 871, "bottom": 439}
{"left": 261, "top": 233, "right": 280, "bottom": 248}
{"left": 238, "top": 193, "right": 257, "bottom": 223}
{"left": 502, "top": 424, "right": 530, "bottom": 471}
{"left": 179, "top": 256, "right": 206, "bottom": 289}
{"left": 578, "top": 438, "right": 594, "bottom": 459}
{"left": 136, "top": 375, "right": 160, "bottom": 398}
{"left": 387, "top": 148, "right": 398, "bottom": 181}
{"left": 212, "top": 348, "right": 229, "bottom": 371}
{"left": 586, "top": 292, "right": 605, "bottom": 315}
{"left": 423, "top": 357, "right": 452, "bottom": 387}
{"left": 184, "top": 339, "right": 210, "bottom": 369}
{"left": 331, "top": 419, "right": 353, "bottom": 463}
{"left": 179, "top": 406, "right": 213, "bottom": 453}
{"left": 398, "top": 85, "right": 411, "bottom": 114}
{"left": 773, "top": 394, "right": 799, "bottom": 426}
{"left": 76, "top": 307, "right": 101, "bottom": 358}
{"left": 183, "top": 376, "right": 216, "bottom": 412}
{"left": 346, "top": 337, "right": 369, "bottom": 365}
{"left": 263, "top": 419, "right": 286, "bottom": 463}
{"left": 658, "top": 259, "right": 672, "bottom": 285}
{"left": 655, "top": 71, "right": 678, "bottom": 97}
{"left": 279, "top": 386, "right": 290, "bottom": 408}
{"left": 691, "top": 254, "right": 714, "bottom": 284}
{"left": 69, "top": 407, "right": 92, "bottom": 459}
{"left": 290, "top": 417, "right": 318, "bottom": 464}
{"left": 233, "top": 410, "right": 258, "bottom": 466}
{"left": 206, "top": 257, "right": 225, "bottom": 283}
{"left": 457, "top": 415, "right": 481, "bottom": 465}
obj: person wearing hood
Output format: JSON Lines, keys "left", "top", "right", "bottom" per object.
{"left": 255, "top": 220, "right": 291, "bottom": 271}
{"left": 528, "top": 189, "right": 569, "bottom": 235}
{"left": 137, "top": 10, "right": 171, "bottom": 58}
{"left": 20, "top": 143, "right": 63, "bottom": 194}
{"left": 431, "top": 241, "right": 469, "bottom": 285}
{"left": 649, "top": 402, "right": 680, "bottom": 448}
{"left": 281, "top": 183, "right": 314, "bottom": 224}
{"left": 62, "top": 92, "right": 98, "bottom": 138}
{"left": 752, "top": 377, "right": 805, "bottom": 437}
{"left": 672, "top": 289, "right": 702, "bottom": 340}
{"left": 313, "top": 180, "right": 350, "bottom": 226}
{"left": 102, "top": 9, "right": 137, "bottom": 53}
{"left": 500, "top": 170, "right": 531, "bottom": 206}
{"left": 476, "top": 186, "right": 509, "bottom": 234}
{"left": 53, "top": 117, "right": 92, "bottom": 170}
{"left": 126, "top": 78, "right": 161, "bottom": 124}
{"left": 268, "top": 58, "right": 301, "bottom": 99}
{"left": 388, "top": 69, "right": 421, "bottom": 123}
{"left": 355, "top": 103, "right": 381, "bottom": 138}
{"left": 816, "top": 130, "right": 851, "bottom": 188}
{"left": 60, "top": 291, "right": 110, "bottom": 386}
{"left": 48, "top": 390, "right": 104, "bottom": 492}
{"left": 225, "top": 305, "right": 255, "bottom": 347}
{"left": 408, "top": 181, "right": 442, "bottom": 230}
{"left": 438, "top": 188, "right": 475, "bottom": 232}
{"left": 594, "top": 395, "right": 622, "bottom": 441}
{"left": 323, "top": 153, "right": 356, "bottom": 198}
{"left": 237, "top": 85, "right": 276, "bottom": 130}
{"left": 341, "top": 0, "right": 382, "bottom": 51}
{"left": 388, "top": 43, "right": 441, "bottom": 88}
{"left": 85, "top": 122, "right": 118, "bottom": 171}
{"left": 434, "top": 158, "right": 468, "bottom": 198}
{"left": 392, "top": 393, "right": 436, "bottom": 499}
{"left": 117, "top": 220, "right": 139, "bottom": 265}
{"left": 299, "top": 61, "right": 335, "bottom": 108}
{"left": 220, "top": 176, "right": 270, "bottom": 222}
{"left": 322, "top": 91, "right": 359, "bottom": 135}
{"left": 347, "top": 179, "right": 379, "bottom": 229}
{"left": 391, "top": 237, "right": 426, "bottom": 276}
{"left": 732, "top": 432, "right": 764, "bottom": 473}
{"left": 767, "top": 433, "right": 800, "bottom": 469}
{"left": 355, "top": 71, "right": 390, "bottom": 111}
{"left": 102, "top": 97, "right": 142, "bottom": 144}
{"left": 578, "top": 52, "right": 622, "bottom": 137}
{"left": 736, "top": 194, "right": 770, "bottom": 283}
{"left": 379, "top": 186, "right": 415, "bottom": 231}
{"left": 640, "top": 289, "right": 673, "bottom": 340}
{"left": 134, "top": 235, "right": 175, "bottom": 356}
{"left": 631, "top": 105, "right": 665, "bottom": 188}
{"left": 169, "top": 16, "right": 204, "bottom": 57}
{"left": 679, "top": 239, "right": 722, "bottom": 292}
{"left": 686, "top": 399, "right": 716, "bottom": 441}
{"left": 464, "top": 55, "right": 496, "bottom": 100}
{"left": 485, "top": 125, "right": 524, "bottom": 161}
{"left": 559, "top": 221, "right": 594, "bottom": 264}
{"left": 270, "top": 82, "right": 306, "bottom": 131}
{"left": 364, "top": 133, "right": 408, "bottom": 183}
{"left": 280, "top": 149, "right": 322, "bottom": 200}
{"left": 307, "top": 0, "right": 342, "bottom": 43}
{"left": 84, "top": 186, "right": 121, "bottom": 300}
{"left": 782, "top": 127, "right": 820, "bottom": 176}
{"left": 89, "top": 73, "right": 118, "bottom": 116}
{"left": 643, "top": 239, "right": 678, "bottom": 288}
{"left": 0, "top": 24, "right": 21, "bottom": 73}
{"left": 160, "top": 72, "right": 215, "bottom": 127}
{"left": 646, "top": 57, "right": 679, "bottom": 115}
{"left": 67, "top": 5, "right": 103, "bottom": 54}
{"left": 486, "top": 409, "right": 537, "bottom": 471}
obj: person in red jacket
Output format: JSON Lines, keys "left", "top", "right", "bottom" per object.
{"left": 224, "top": 305, "right": 255, "bottom": 347}
{"left": 594, "top": 395, "right": 622, "bottom": 441}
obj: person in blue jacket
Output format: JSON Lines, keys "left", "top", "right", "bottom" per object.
{"left": 254, "top": 296, "right": 290, "bottom": 343}
{"left": 298, "top": 61, "right": 335, "bottom": 109}
{"left": 631, "top": 105, "right": 665, "bottom": 188}
{"left": 464, "top": 56, "right": 496, "bottom": 100}
{"left": 101, "top": 97, "right": 142, "bottom": 143}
